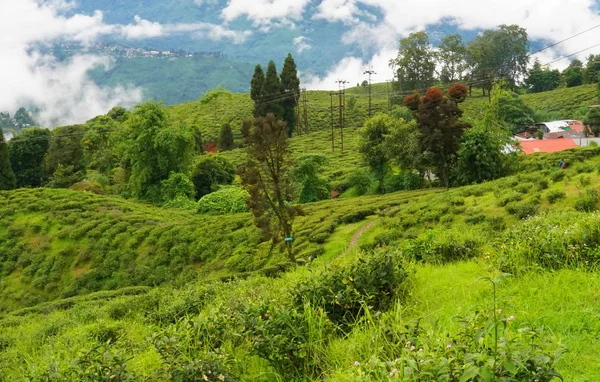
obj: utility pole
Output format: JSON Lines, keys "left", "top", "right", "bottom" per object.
{"left": 335, "top": 79, "right": 348, "bottom": 151}
{"left": 330, "top": 92, "right": 335, "bottom": 151}
{"left": 295, "top": 89, "right": 302, "bottom": 136}
{"left": 363, "top": 67, "right": 376, "bottom": 117}
{"left": 301, "top": 88, "right": 309, "bottom": 135}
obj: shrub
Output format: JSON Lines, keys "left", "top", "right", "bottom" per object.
{"left": 293, "top": 250, "right": 409, "bottom": 327}
{"left": 351, "top": 305, "right": 563, "bottom": 381}
{"left": 487, "top": 216, "right": 506, "bottom": 231}
{"left": 578, "top": 175, "right": 592, "bottom": 187}
{"left": 163, "top": 196, "right": 197, "bottom": 210}
{"left": 464, "top": 214, "right": 486, "bottom": 225}
{"left": 546, "top": 190, "right": 566, "bottom": 204}
{"left": 514, "top": 182, "right": 534, "bottom": 194}
{"left": 550, "top": 170, "right": 565, "bottom": 182}
{"left": 384, "top": 172, "right": 424, "bottom": 192}
{"left": 161, "top": 172, "right": 195, "bottom": 202}
{"left": 348, "top": 169, "right": 373, "bottom": 196}
{"left": 536, "top": 179, "right": 549, "bottom": 190}
{"left": 574, "top": 189, "right": 599, "bottom": 212}
{"left": 497, "top": 192, "right": 522, "bottom": 207}
{"left": 197, "top": 187, "right": 249, "bottom": 215}
{"left": 402, "top": 229, "right": 480, "bottom": 264}
{"left": 505, "top": 200, "right": 539, "bottom": 219}
{"left": 191, "top": 156, "right": 236, "bottom": 200}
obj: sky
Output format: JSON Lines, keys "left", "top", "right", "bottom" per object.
{"left": 2, "top": 0, "right": 600, "bottom": 126}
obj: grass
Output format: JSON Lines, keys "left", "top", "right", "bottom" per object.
{"left": 4, "top": 145, "right": 600, "bottom": 379}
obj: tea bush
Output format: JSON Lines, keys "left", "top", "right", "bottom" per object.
{"left": 505, "top": 200, "right": 539, "bottom": 219}
{"left": 574, "top": 189, "right": 599, "bottom": 212}
{"left": 546, "top": 190, "right": 566, "bottom": 204}
{"left": 293, "top": 251, "right": 409, "bottom": 327}
{"left": 401, "top": 229, "right": 481, "bottom": 264}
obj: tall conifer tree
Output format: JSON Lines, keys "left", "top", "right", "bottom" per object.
{"left": 263, "top": 61, "right": 284, "bottom": 119}
{"left": 250, "top": 65, "right": 265, "bottom": 117}
{"left": 280, "top": 54, "right": 300, "bottom": 136}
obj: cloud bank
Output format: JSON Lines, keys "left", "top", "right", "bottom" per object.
{"left": 0, "top": 0, "right": 251, "bottom": 127}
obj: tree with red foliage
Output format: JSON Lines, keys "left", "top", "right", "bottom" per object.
{"left": 404, "top": 85, "right": 471, "bottom": 188}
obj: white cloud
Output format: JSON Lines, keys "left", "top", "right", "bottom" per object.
{"left": 0, "top": 0, "right": 251, "bottom": 127}
{"left": 310, "top": 0, "right": 600, "bottom": 89}
{"left": 293, "top": 36, "right": 312, "bottom": 53}
{"left": 221, "top": 0, "right": 311, "bottom": 26}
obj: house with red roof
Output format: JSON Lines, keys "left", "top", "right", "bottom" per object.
{"left": 519, "top": 139, "right": 578, "bottom": 155}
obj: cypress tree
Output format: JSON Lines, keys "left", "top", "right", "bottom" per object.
{"left": 218, "top": 123, "right": 234, "bottom": 151}
{"left": 250, "top": 65, "right": 265, "bottom": 117}
{"left": 0, "top": 127, "right": 16, "bottom": 190}
{"left": 280, "top": 53, "right": 300, "bottom": 136}
{"left": 263, "top": 61, "right": 284, "bottom": 119}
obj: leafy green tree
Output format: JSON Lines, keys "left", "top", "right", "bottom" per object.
{"left": 467, "top": 25, "right": 529, "bottom": 91}
{"left": 392, "top": 31, "right": 436, "bottom": 93}
{"left": 280, "top": 54, "right": 301, "bottom": 136}
{"left": 107, "top": 106, "right": 129, "bottom": 122}
{"left": 8, "top": 127, "right": 50, "bottom": 187}
{"left": 126, "top": 102, "right": 194, "bottom": 201}
{"left": 383, "top": 118, "right": 424, "bottom": 174}
{"left": 294, "top": 154, "right": 330, "bottom": 203}
{"left": 404, "top": 84, "right": 471, "bottom": 188}
{"left": 190, "top": 155, "right": 235, "bottom": 199}
{"left": 496, "top": 89, "right": 536, "bottom": 131}
{"left": 584, "top": 107, "right": 600, "bottom": 137}
{"left": 45, "top": 124, "right": 87, "bottom": 180}
{"left": 161, "top": 172, "right": 195, "bottom": 202}
{"left": 14, "top": 107, "right": 35, "bottom": 128}
{"left": 251, "top": 65, "right": 266, "bottom": 117}
{"left": 524, "top": 59, "right": 560, "bottom": 93}
{"left": 585, "top": 54, "right": 600, "bottom": 84}
{"left": 438, "top": 34, "right": 468, "bottom": 84}
{"left": 0, "top": 127, "right": 16, "bottom": 190}
{"left": 81, "top": 115, "right": 123, "bottom": 174}
{"left": 263, "top": 61, "right": 284, "bottom": 118}
{"left": 359, "top": 114, "right": 396, "bottom": 193}
{"left": 239, "top": 114, "right": 298, "bottom": 262}
{"left": 454, "top": 123, "right": 508, "bottom": 185}
{"left": 563, "top": 59, "right": 584, "bottom": 88}
{"left": 218, "top": 123, "right": 234, "bottom": 151}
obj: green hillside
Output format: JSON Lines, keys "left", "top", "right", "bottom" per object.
{"left": 90, "top": 56, "right": 255, "bottom": 105}
{"left": 2, "top": 147, "right": 600, "bottom": 380}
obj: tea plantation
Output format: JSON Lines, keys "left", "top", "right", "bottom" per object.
{"left": 2, "top": 147, "right": 600, "bottom": 380}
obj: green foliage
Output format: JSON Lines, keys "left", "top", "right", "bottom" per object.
{"left": 348, "top": 169, "right": 373, "bottom": 196}
{"left": 359, "top": 114, "right": 395, "bottom": 193}
{"left": 454, "top": 123, "right": 510, "bottom": 185}
{"left": 197, "top": 186, "right": 249, "bottom": 215}
{"left": 384, "top": 172, "right": 424, "bottom": 192}
{"left": 218, "top": 123, "right": 234, "bottom": 151}
{"left": 294, "top": 154, "right": 330, "bottom": 203}
{"left": 294, "top": 251, "right": 409, "bottom": 327}
{"left": 280, "top": 53, "right": 300, "bottom": 136}
{"left": 505, "top": 200, "right": 539, "bottom": 219}
{"left": 262, "top": 61, "right": 284, "bottom": 119}
{"left": 190, "top": 155, "right": 235, "bottom": 200}
{"left": 44, "top": 124, "right": 87, "bottom": 179}
{"left": 563, "top": 59, "right": 584, "bottom": 88}
{"left": 161, "top": 172, "right": 195, "bottom": 202}
{"left": 47, "top": 164, "right": 82, "bottom": 188}
{"left": 524, "top": 59, "right": 560, "bottom": 93}
{"left": 392, "top": 31, "right": 436, "bottom": 92}
{"left": 0, "top": 127, "right": 16, "bottom": 190}
{"left": 8, "top": 127, "right": 50, "bottom": 187}
{"left": 584, "top": 106, "right": 600, "bottom": 137}
{"left": 353, "top": 303, "right": 563, "bottom": 381}
{"left": 546, "top": 190, "right": 566, "bottom": 204}
{"left": 401, "top": 229, "right": 481, "bottom": 264}
{"left": 126, "top": 102, "right": 194, "bottom": 201}
{"left": 574, "top": 188, "right": 599, "bottom": 212}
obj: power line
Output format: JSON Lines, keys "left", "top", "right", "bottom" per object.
{"left": 363, "top": 67, "right": 377, "bottom": 117}
{"left": 529, "top": 23, "right": 600, "bottom": 57}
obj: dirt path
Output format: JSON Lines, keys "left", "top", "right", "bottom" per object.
{"left": 341, "top": 219, "right": 380, "bottom": 257}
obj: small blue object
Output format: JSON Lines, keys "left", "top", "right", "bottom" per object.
{"left": 284, "top": 237, "right": 294, "bottom": 242}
